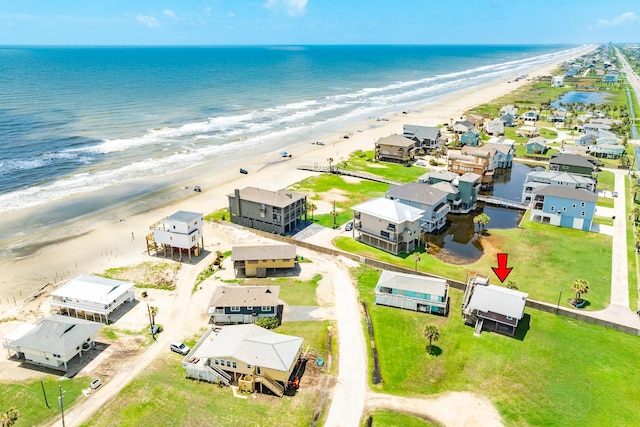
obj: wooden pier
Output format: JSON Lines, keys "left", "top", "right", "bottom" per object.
{"left": 477, "top": 195, "right": 529, "bottom": 210}
{"left": 296, "top": 165, "right": 402, "bottom": 185}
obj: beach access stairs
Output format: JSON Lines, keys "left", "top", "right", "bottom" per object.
{"left": 297, "top": 165, "right": 401, "bottom": 186}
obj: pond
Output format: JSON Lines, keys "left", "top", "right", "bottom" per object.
{"left": 425, "top": 163, "right": 537, "bottom": 265}
{"left": 551, "top": 90, "right": 611, "bottom": 108}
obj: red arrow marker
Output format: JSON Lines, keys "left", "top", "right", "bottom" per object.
{"left": 491, "top": 253, "right": 513, "bottom": 283}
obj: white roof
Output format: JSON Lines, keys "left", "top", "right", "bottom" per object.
{"left": 468, "top": 284, "right": 528, "bottom": 319}
{"left": 51, "top": 275, "right": 135, "bottom": 304}
{"left": 376, "top": 270, "right": 447, "bottom": 297}
{"left": 351, "top": 197, "right": 424, "bottom": 223}
{"left": 2, "top": 322, "right": 37, "bottom": 342}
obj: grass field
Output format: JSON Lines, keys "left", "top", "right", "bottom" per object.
{"left": 243, "top": 274, "right": 322, "bottom": 306}
{"left": 364, "top": 410, "right": 438, "bottom": 427}
{"left": 355, "top": 265, "right": 640, "bottom": 427}
{"left": 83, "top": 321, "right": 333, "bottom": 427}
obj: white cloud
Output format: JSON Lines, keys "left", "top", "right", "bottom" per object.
{"left": 163, "top": 10, "right": 179, "bottom": 21}
{"left": 136, "top": 14, "right": 160, "bottom": 28}
{"left": 264, "top": 0, "right": 308, "bottom": 17}
{"left": 591, "top": 11, "right": 640, "bottom": 29}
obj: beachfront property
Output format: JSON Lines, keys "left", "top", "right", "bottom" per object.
{"left": 350, "top": 197, "right": 423, "bottom": 255}
{"left": 484, "top": 140, "right": 515, "bottom": 168}
{"left": 447, "top": 146, "right": 495, "bottom": 183}
{"left": 459, "top": 128, "right": 480, "bottom": 146}
{"left": 524, "top": 136, "right": 549, "bottom": 155}
{"left": 182, "top": 324, "right": 303, "bottom": 397}
{"left": 419, "top": 170, "right": 480, "bottom": 214}
{"left": 50, "top": 275, "right": 136, "bottom": 323}
{"left": 521, "top": 171, "right": 597, "bottom": 204}
{"left": 402, "top": 124, "right": 442, "bottom": 153}
{"left": 231, "top": 244, "right": 297, "bottom": 277}
{"left": 148, "top": 210, "right": 204, "bottom": 262}
{"left": 516, "top": 125, "right": 540, "bottom": 138}
{"left": 385, "top": 182, "right": 450, "bottom": 233}
{"left": 462, "top": 274, "right": 528, "bottom": 337}
{"left": 529, "top": 186, "right": 598, "bottom": 231}
{"left": 374, "top": 270, "right": 449, "bottom": 315}
{"left": 2, "top": 315, "right": 102, "bottom": 371}
{"left": 499, "top": 104, "right": 518, "bottom": 118}
{"left": 374, "top": 134, "right": 418, "bottom": 164}
{"left": 484, "top": 118, "right": 504, "bottom": 136}
{"left": 452, "top": 119, "right": 475, "bottom": 134}
{"left": 206, "top": 285, "right": 282, "bottom": 325}
{"left": 551, "top": 75, "right": 565, "bottom": 87}
{"left": 549, "top": 153, "right": 596, "bottom": 177}
{"left": 499, "top": 112, "right": 516, "bottom": 128}
{"left": 227, "top": 187, "right": 307, "bottom": 235}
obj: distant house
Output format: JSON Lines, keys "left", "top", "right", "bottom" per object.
{"left": 419, "top": 170, "right": 480, "bottom": 214}
{"left": 183, "top": 324, "right": 303, "bottom": 397}
{"left": 374, "top": 270, "right": 449, "bottom": 315}
{"left": 588, "top": 142, "right": 625, "bottom": 159}
{"left": 50, "top": 275, "right": 136, "bottom": 323}
{"left": 519, "top": 110, "right": 539, "bottom": 123}
{"left": 459, "top": 128, "right": 480, "bottom": 146}
{"left": 525, "top": 137, "right": 549, "bottom": 155}
{"left": 516, "top": 125, "right": 540, "bottom": 138}
{"left": 583, "top": 122, "right": 612, "bottom": 135}
{"left": 499, "top": 113, "right": 516, "bottom": 128}
{"left": 149, "top": 210, "right": 204, "bottom": 262}
{"left": 499, "top": 105, "right": 518, "bottom": 118}
{"left": 484, "top": 118, "right": 504, "bottom": 136}
{"left": 521, "top": 171, "right": 597, "bottom": 204}
{"left": 529, "top": 186, "right": 598, "bottom": 231}
{"left": 448, "top": 145, "right": 497, "bottom": 183}
{"left": 547, "top": 108, "right": 567, "bottom": 123}
{"left": 351, "top": 198, "right": 423, "bottom": 255}
{"left": 232, "top": 244, "right": 297, "bottom": 277}
{"left": 549, "top": 153, "right": 595, "bottom": 177}
{"left": 227, "top": 187, "right": 307, "bottom": 235}
{"left": 551, "top": 76, "right": 565, "bottom": 87}
{"left": 575, "top": 133, "right": 598, "bottom": 147}
{"left": 403, "top": 124, "right": 442, "bottom": 153}
{"left": 484, "top": 140, "right": 515, "bottom": 168}
{"left": 2, "top": 315, "right": 102, "bottom": 371}
{"left": 206, "top": 285, "right": 282, "bottom": 324}
{"left": 452, "top": 119, "right": 475, "bottom": 134}
{"left": 386, "top": 182, "right": 450, "bottom": 233}
{"left": 603, "top": 74, "right": 618, "bottom": 83}
{"left": 462, "top": 274, "right": 528, "bottom": 336}
{"left": 375, "top": 134, "right": 417, "bottom": 163}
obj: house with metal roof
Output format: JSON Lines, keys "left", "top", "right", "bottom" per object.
{"left": 148, "top": 210, "right": 204, "bottom": 262}
{"left": 2, "top": 315, "right": 102, "bottom": 370}
{"left": 206, "top": 285, "right": 281, "bottom": 324}
{"left": 50, "top": 275, "right": 136, "bottom": 323}
{"left": 484, "top": 140, "right": 515, "bottom": 168}
{"left": 529, "top": 186, "right": 598, "bottom": 231}
{"left": 419, "top": 170, "right": 480, "bottom": 214}
{"left": 403, "top": 124, "right": 441, "bottom": 153}
{"left": 374, "top": 270, "right": 449, "bottom": 315}
{"left": 231, "top": 244, "right": 297, "bottom": 277}
{"left": 525, "top": 137, "right": 548, "bottom": 155}
{"left": 183, "top": 324, "right": 303, "bottom": 397}
{"left": 462, "top": 274, "right": 528, "bottom": 336}
{"left": 521, "top": 171, "right": 596, "bottom": 204}
{"left": 228, "top": 187, "right": 307, "bottom": 235}
{"left": 351, "top": 198, "right": 424, "bottom": 255}
{"left": 484, "top": 118, "right": 504, "bottom": 136}
{"left": 549, "top": 153, "right": 596, "bottom": 177}
{"left": 385, "top": 182, "right": 450, "bottom": 233}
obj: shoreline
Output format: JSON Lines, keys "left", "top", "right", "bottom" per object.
{"left": 0, "top": 45, "right": 595, "bottom": 313}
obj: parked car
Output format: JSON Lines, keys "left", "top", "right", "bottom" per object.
{"left": 315, "top": 141, "right": 325, "bottom": 145}
{"left": 239, "top": 168, "right": 248, "bottom": 174}
{"left": 170, "top": 341, "right": 191, "bottom": 355}
{"left": 90, "top": 378, "right": 102, "bottom": 390}
{"left": 345, "top": 221, "right": 353, "bottom": 231}
{"left": 193, "top": 186, "right": 202, "bottom": 192}
{"left": 612, "top": 191, "right": 618, "bottom": 198}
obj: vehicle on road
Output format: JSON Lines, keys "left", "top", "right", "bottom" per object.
{"left": 170, "top": 341, "right": 191, "bottom": 355}
{"left": 193, "top": 186, "right": 202, "bottom": 192}
{"left": 315, "top": 141, "right": 325, "bottom": 145}
{"left": 345, "top": 221, "right": 353, "bottom": 231}
{"left": 612, "top": 191, "right": 618, "bottom": 198}
{"left": 239, "top": 168, "right": 248, "bottom": 174}
{"left": 90, "top": 378, "right": 102, "bottom": 390}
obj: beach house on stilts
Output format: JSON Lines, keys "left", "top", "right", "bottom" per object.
{"left": 147, "top": 211, "right": 204, "bottom": 263}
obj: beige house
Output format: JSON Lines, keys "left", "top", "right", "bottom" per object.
{"left": 374, "top": 134, "right": 418, "bottom": 163}
{"left": 232, "top": 244, "right": 297, "bottom": 277}
{"left": 148, "top": 210, "right": 204, "bottom": 262}
{"left": 447, "top": 146, "right": 497, "bottom": 183}
{"left": 183, "top": 324, "right": 303, "bottom": 397}
{"left": 228, "top": 187, "right": 307, "bottom": 235}
{"left": 351, "top": 197, "right": 424, "bottom": 255}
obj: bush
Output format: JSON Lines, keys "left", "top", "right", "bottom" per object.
{"left": 255, "top": 317, "right": 280, "bottom": 330}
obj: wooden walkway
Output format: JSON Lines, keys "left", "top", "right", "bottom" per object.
{"left": 297, "top": 165, "right": 402, "bottom": 186}
{"left": 477, "top": 195, "right": 529, "bottom": 210}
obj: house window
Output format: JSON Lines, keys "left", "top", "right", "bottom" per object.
{"left": 380, "top": 230, "right": 390, "bottom": 238}
{"left": 581, "top": 211, "right": 586, "bottom": 216}
{"left": 232, "top": 362, "right": 237, "bottom": 369}
{"left": 387, "top": 223, "right": 396, "bottom": 230}
{"left": 580, "top": 202, "right": 585, "bottom": 207}
{"left": 506, "top": 316, "right": 513, "bottom": 320}
{"left": 214, "top": 359, "right": 219, "bottom": 365}
{"left": 550, "top": 206, "right": 555, "bottom": 212}
{"left": 563, "top": 207, "right": 567, "bottom": 211}
{"left": 226, "top": 361, "right": 231, "bottom": 367}
{"left": 247, "top": 306, "right": 253, "bottom": 311}
{"left": 262, "top": 306, "right": 272, "bottom": 312}
{"left": 247, "top": 364, "right": 251, "bottom": 369}
{"left": 572, "top": 204, "right": 576, "bottom": 209}
{"left": 230, "top": 306, "right": 240, "bottom": 312}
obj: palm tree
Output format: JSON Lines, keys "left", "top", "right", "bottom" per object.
{"left": 570, "top": 279, "right": 590, "bottom": 302}
{"left": 1, "top": 408, "right": 19, "bottom": 427}
{"left": 422, "top": 325, "right": 440, "bottom": 355}
{"left": 473, "top": 213, "right": 491, "bottom": 233}
{"left": 307, "top": 202, "right": 317, "bottom": 221}
{"left": 327, "top": 157, "right": 334, "bottom": 172}
{"left": 150, "top": 306, "right": 159, "bottom": 325}
{"left": 412, "top": 252, "right": 422, "bottom": 271}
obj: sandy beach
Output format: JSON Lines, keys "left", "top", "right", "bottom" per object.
{"left": 0, "top": 45, "right": 595, "bottom": 319}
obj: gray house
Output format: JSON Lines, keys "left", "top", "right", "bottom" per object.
{"left": 385, "top": 182, "right": 450, "bottom": 233}
{"left": 206, "top": 285, "right": 282, "bottom": 325}
{"left": 374, "top": 270, "right": 449, "bottom": 315}
{"left": 403, "top": 124, "right": 442, "bottom": 153}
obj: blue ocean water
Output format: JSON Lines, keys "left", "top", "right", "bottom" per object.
{"left": 0, "top": 45, "right": 583, "bottom": 218}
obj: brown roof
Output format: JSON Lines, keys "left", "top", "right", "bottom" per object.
{"left": 376, "top": 134, "right": 417, "bottom": 148}
{"left": 232, "top": 244, "right": 297, "bottom": 261}
{"left": 208, "top": 285, "right": 280, "bottom": 308}
{"left": 229, "top": 187, "right": 306, "bottom": 208}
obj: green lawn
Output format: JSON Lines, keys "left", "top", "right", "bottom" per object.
{"left": 355, "top": 265, "right": 640, "bottom": 427}
{"left": 340, "top": 150, "right": 430, "bottom": 183}
{"left": 336, "top": 214, "right": 612, "bottom": 310}
{"left": 84, "top": 321, "right": 332, "bottom": 427}
{"left": 596, "top": 170, "right": 615, "bottom": 192}
{"left": 243, "top": 274, "right": 322, "bottom": 306}
{"left": 365, "top": 410, "right": 439, "bottom": 427}
{"left": 0, "top": 376, "right": 91, "bottom": 427}
{"left": 597, "top": 196, "right": 614, "bottom": 208}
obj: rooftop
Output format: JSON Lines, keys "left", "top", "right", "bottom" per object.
{"left": 351, "top": 197, "right": 424, "bottom": 223}
{"left": 229, "top": 187, "right": 306, "bottom": 208}
{"left": 232, "top": 244, "right": 297, "bottom": 261}
{"left": 208, "top": 285, "right": 280, "bottom": 309}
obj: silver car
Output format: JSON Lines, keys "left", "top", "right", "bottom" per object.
{"left": 170, "top": 341, "right": 190, "bottom": 355}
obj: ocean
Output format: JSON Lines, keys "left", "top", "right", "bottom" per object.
{"left": 0, "top": 44, "right": 584, "bottom": 242}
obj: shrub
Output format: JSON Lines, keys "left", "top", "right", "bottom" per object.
{"left": 255, "top": 317, "right": 280, "bottom": 330}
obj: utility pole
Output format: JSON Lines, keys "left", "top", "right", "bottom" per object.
{"left": 58, "top": 386, "right": 66, "bottom": 427}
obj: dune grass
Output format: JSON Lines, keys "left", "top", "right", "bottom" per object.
{"left": 355, "top": 265, "right": 640, "bottom": 427}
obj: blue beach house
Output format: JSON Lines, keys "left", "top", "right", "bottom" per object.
{"left": 529, "top": 186, "right": 597, "bottom": 231}
{"left": 459, "top": 129, "right": 480, "bottom": 146}
{"left": 374, "top": 270, "right": 449, "bottom": 315}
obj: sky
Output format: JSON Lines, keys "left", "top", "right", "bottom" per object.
{"left": 0, "top": 0, "right": 639, "bottom": 46}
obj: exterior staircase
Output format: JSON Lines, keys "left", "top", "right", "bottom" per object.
{"left": 256, "top": 371, "right": 284, "bottom": 397}
{"left": 474, "top": 318, "right": 484, "bottom": 336}
{"left": 206, "top": 364, "right": 232, "bottom": 385}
